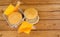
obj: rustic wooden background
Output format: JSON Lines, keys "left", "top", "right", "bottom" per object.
{"left": 0, "top": 0, "right": 60, "bottom": 37}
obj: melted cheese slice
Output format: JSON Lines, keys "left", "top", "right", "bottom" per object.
{"left": 18, "top": 21, "right": 33, "bottom": 34}
{"left": 4, "top": 4, "right": 15, "bottom": 16}
{"left": 8, "top": 12, "right": 22, "bottom": 25}
{"left": 24, "top": 8, "right": 38, "bottom": 19}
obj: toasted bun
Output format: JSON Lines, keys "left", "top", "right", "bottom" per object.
{"left": 8, "top": 12, "right": 22, "bottom": 25}
{"left": 24, "top": 8, "right": 38, "bottom": 19}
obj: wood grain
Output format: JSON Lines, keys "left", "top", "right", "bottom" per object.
{"left": 1, "top": 0, "right": 60, "bottom": 5}
{"left": 39, "top": 12, "right": 60, "bottom": 19}
{"left": 20, "top": 5, "right": 60, "bottom": 11}
{"left": 0, "top": 31, "right": 60, "bottom": 37}
{"left": 36, "top": 20, "right": 60, "bottom": 30}
{"left": 20, "top": 0, "right": 60, "bottom": 4}
{"left": 0, "top": 5, "right": 60, "bottom": 20}
{"left": 1, "top": 5, "right": 60, "bottom": 11}
{"left": 0, "top": 21, "right": 17, "bottom": 31}
{"left": 0, "top": 0, "right": 12, "bottom": 5}
{"left": 0, "top": 0, "right": 60, "bottom": 37}
{"left": 1, "top": 11, "right": 60, "bottom": 20}
{"left": 0, "top": 5, "right": 60, "bottom": 30}
{"left": 1, "top": 20, "right": 60, "bottom": 30}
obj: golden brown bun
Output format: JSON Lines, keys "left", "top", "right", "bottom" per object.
{"left": 24, "top": 8, "right": 38, "bottom": 19}
{"left": 8, "top": 12, "right": 22, "bottom": 25}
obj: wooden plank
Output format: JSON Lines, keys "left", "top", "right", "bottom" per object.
{"left": 0, "top": 0, "right": 12, "bottom": 5}
{"left": 0, "top": 21, "right": 17, "bottom": 31}
{"left": 0, "top": 31, "right": 60, "bottom": 37}
{"left": 0, "top": 0, "right": 11, "bottom": 2}
{"left": 20, "top": 5, "right": 60, "bottom": 11}
{"left": 1, "top": 0, "right": 60, "bottom": 5}
{"left": 35, "top": 20, "right": 60, "bottom": 30}
{"left": 1, "top": 20, "right": 60, "bottom": 30}
{"left": 20, "top": 0, "right": 60, "bottom": 2}
{"left": 1, "top": 5, "right": 60, "bottom": 11}
{"left": 19, "top": 0, "right": 60, "bottom": 4}
{"left": 39, "top": 12, "right": 60, "bottom": 19}
{"left": 1, "top": 9, "right": 60, "bottom": 20}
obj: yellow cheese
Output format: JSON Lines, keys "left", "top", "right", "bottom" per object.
{"left": 18, "top": 21, "right": 33, "bottom": 34}
{"left": 4, "top": 4, "right": 15, "bottom": 16}
{"left": 4, "top": 1, "right": 21, "bottom": 16}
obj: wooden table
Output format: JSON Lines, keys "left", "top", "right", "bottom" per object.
{"left": 0, "top": 0, "right": 60, "bottom": 37}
